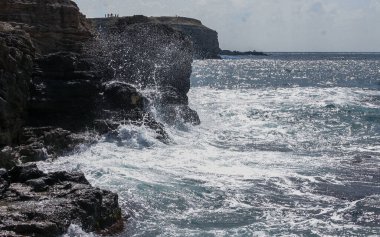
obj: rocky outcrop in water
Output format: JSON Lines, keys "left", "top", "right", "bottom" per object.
{"left": 90, "top": 17, "right": 200, "bottom": 125}
{"left": 0, "top": 3, "right": 202, "bottom": 161}
{"left": 0, "top": 1, "right": 203, "bottom": 235}
{"left": 0, "top": 0, "right": 170, "bottom": 166}
{"left": 0, "top": 164, "right": 123, "bottom": 237}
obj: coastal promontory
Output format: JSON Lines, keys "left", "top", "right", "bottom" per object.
{"left": 0, "top": 0, "right": 209, "bottom": 236}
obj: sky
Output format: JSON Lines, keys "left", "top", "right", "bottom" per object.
{"left": 74, "top": 0, "right": 380, "bottom": 52}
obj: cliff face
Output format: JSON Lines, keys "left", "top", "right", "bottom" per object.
{"left": 0, "top": 22, "right": 34, "bottom": 148}
{"left": 153, "top": 17, "right": 221, "bottom": 59}
{"left": 0, "top": 0, "right": 92, "bottom": 54}
{"left": 1, "top": 3, "right": 199, "bottom": 164}
{"left": 0, "top": 2, "right": 126, "bottom": 235}
{"left": 89, "top": 17, "right": 200, "bottom": 125}
{"left": 0, "top": 0, "right": 93, "bottom": 150}
{"left": 91, "top": 15, "right": 221, "bottom": 59}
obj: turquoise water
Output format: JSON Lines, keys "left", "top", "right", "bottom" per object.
{"left": 41, "top": 53, "right": 380, "bottom": 237}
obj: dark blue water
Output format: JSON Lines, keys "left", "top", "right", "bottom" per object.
{"left": 43, "top": 53, "right": 379, "bottom": 237}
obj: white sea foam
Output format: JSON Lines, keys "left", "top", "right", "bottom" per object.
{"left": 39, "top": 56, "right": 380, "bottom": 236}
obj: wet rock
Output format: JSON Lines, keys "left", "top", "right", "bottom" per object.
{"left": 0, "top": 127, "right": 98, "bottom": 169}
{"left": 89, "top": 21, "right": 200, "bottom": 125}
{"left": 0, "top": 147, "right": 19, "bottom": 170}
{"left": 159, "top": 105, "right": 201, "bottom": 126}
{"left": 0, "top": 164, "right": 123, "bottom": 236}
{"left": 0, "top": 168, "right": 9, "bottom": 194}
{"left": 103, "top": 81, "right": 147, "bottom": 110}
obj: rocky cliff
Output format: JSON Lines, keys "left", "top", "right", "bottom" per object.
{"left": 0, "top": 1, "right": 202, "bottom": 235}
{"left": 0, "top": 1, "right": 124, "bottom": 235}
{"left": 89, "top": 16, "right": 200, "bottom": 125}
{"left": 0, "top": 22, "right": 34, "bottom": 148}
{"left": 91, "top": 15, "right": 221, "bottom": 59}
{"left": 0, "top": 0, "right": 92, "bottom": 55}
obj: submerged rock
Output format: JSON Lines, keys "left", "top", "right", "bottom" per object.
{"left": 0, "top": 164, "right": 123, "bottom": 236}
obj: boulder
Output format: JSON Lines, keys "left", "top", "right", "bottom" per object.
{"left": 103, "top": 81, "right": 147, "bottom": 110}
{"left": 0, "top": 164, "right": 123, "bottom": 236}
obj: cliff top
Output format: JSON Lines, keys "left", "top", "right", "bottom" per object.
{"left": 89, "top": 15, "right": 213, "bottom": 30}
{"left": 150, "top": 16, "right": 202, "bottom": 26}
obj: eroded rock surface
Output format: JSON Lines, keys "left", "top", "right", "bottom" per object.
{"left": 0, "top": 22, "right": 35, "bottom": 147}
{"left": 0, "top": 0, "right": 92, "bottom": 55}
{"left": 0, "top": 164, "right": 123, "bottom": 237}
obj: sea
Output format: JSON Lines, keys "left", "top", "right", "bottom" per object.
{"left": 39, "top": 53, "right": 380, "bottom": 237}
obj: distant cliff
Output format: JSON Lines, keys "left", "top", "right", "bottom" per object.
{"left": 90, "top": 15, "right": 221, "bottom": 59}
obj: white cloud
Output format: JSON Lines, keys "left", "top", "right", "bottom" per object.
{"left": 74, "top": 0, "right": 380, "bottom": 52}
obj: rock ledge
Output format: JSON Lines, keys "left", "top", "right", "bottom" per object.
{"left": 0, "top": 164, "right": 123, "bottom": 237}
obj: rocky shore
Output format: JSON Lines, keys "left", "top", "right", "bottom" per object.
{"left": 0, "top": 0, "right": 206, "bottom": 236}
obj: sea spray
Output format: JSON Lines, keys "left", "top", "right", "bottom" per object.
{"left": 40, "top": 53, "right": 380, "bottom": 236}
